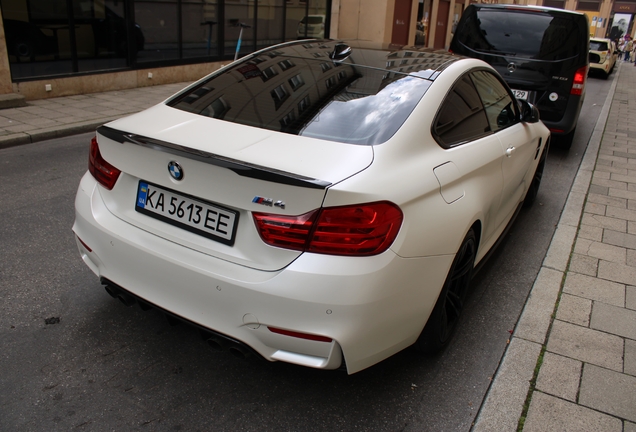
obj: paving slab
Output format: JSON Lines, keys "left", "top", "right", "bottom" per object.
{"left": 534, "top": 352, "right": 581, "bottom": 402}
{"left": 598, "top": 259, "right": 636, "bottom": 286}
{"left": 579, "top": 364, "right": 636, "bottom": 423}
{"left": 603, "top": 229, "right": 636, "bottom": 249}
{"left": 523, "top": 391, "right": 622, "bottom": 432}
{"left": 626, "top": 339, "right": 636, "bottom": 377}
{"left": 556, "top": 293, "right": 591, "bottom": 327}
{"left": 563, "top": 272, "right": 625, "bottom": 307}
{"left": 546, "top": 320, "right": 624, "bottom": 371}
{"left": 628, "top": 286, "right": 636, "bottom": 310}
{"left": 568, "top": 253, "right": 598, "bottom": 276}
{"left": 580, "top": 212, "right": 627, "bottom": 232}
{"left": 577, "top": 224, "right": 603, "bottom": 242}
{"left": 587, "top": 192, "right": 628, "bottom": 208}
{"left": 574, "top": 237, "right": 626, "bottom": 264}
{"left": 590, "top": 301, "right": 636, "bottom": 339}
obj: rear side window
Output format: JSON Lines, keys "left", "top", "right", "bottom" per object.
{"left": 457, "top": 9, "right": 583, "bottom": 61}
{"left": 433, "top": 70, "right": 519, "bottom": 148}
{"left": 471, "top": 70, "right": 518, "bottom": 132}
{"left": 433, "top": 75, "right": 490, "bottom": 148}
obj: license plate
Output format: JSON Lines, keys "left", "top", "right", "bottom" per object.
{"left": 136, "top": 181, "right": 238, "bottom": 246}
{"left": 512, "top": 89, "right": 528, "bottom": 100}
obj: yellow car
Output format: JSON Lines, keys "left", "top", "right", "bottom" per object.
{"left": 589, "top": 37, "right": 617, "bottom": 79}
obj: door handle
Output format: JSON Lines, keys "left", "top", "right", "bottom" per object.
{"left": 506, "top": 146, "right": 516, "bottom": 157}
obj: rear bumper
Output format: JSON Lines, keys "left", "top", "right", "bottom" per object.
{"left": 73, "top": 173, "right": 453, "bottom": 374}
{"left": 541, "top": 92, "right": 584, "bottom": 136}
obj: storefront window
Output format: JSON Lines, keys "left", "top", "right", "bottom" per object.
{"left": 0, "top": 0, "right": 329, "bottom": 81}
{"left": 183, "top": 0, "right": 218, "bottom": 59}
{"left": 256, "top": 0, "right": 284, "bottom": 51}
{"left": 134, "top": 0, "right": 179, "bottom": 63}
{"left": 224, "top": 0, "right": 255, "bottom": 58}
{"left": 286, "top": 0, "right": 326, "bottom": 41}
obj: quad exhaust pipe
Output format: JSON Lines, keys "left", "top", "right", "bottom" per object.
{"left": 201, "top": 331, "right": 252, "bottom": 359}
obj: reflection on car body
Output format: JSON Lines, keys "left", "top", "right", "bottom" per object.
{"left": 73, "top": 40, "right": 550, "bottom": 374}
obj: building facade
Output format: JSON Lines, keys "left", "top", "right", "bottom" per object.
{"left": 0, "top": 0, "right": 634, "bottom": 103}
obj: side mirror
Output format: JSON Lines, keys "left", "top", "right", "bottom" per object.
{"left": 518, "top": 99, "right": 540, "bottom": 123}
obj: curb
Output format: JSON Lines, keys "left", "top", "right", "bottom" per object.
{"left": 471, "top": 64, "right": 620, "bottom": 431}
{"left": 0, "top": 115, "right": 125, "bottom": 150}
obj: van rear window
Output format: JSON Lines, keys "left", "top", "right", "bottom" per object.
{"left": 457, "top": 9, "right": 582, "bottom": 61}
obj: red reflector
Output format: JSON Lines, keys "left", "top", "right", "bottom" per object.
{"left": 548, "top": 128, "right": 565, "bottom": 134}
{"left": 76, "top": 236, "right": 92, "bottom": 252}
{"left": 571, "top": 66, "right": 587, "bottom": 96}
{"left": 268, "top": 327, "right": 332, "bottom": 343}
{"left": 89, "top": 136, "right": 121, "bottom": 190}
{"left": 253, "top": 201, "right": 403, "bottom": 256}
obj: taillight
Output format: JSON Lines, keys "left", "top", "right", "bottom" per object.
{"left": 88, "top": 136, "right": 121, "bottom": 190}
{"left": 571, "top": 66, "right": 587, "bottom": 96}
{"left": 253, "top": 201, "right": 403, "bottom": 256}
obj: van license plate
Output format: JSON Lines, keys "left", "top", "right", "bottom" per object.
{"left": 512, "top": 89, "right": 528, "bottom": 100}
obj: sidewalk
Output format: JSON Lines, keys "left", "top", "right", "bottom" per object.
{"left": 0, "top": 82, "right": 190, "bottom": 149}
{"left": 1, "top": 63, "right": 634, "bottom": 430}
{"left": 474, "top": 61, "right": 636, "bottom": 431}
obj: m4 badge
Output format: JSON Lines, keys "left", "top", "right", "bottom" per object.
{"left": 252, "top": 196, "right": 286, "bottom": 209}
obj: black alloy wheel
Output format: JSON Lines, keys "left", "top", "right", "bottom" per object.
{"left": 414, "top": 229, "right": 477, "bottom": 353}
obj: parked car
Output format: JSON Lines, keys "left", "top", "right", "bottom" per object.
{"left": 73, "top": 40, "right": 550, "bottom": 374}
{"left": 589, "top": 37, "right": 617, "bottom": 79}
{"left": 296, "top": 15, "right": 325, "bottom": 39}
{"left": 450, "top": 4, "right": 589, "bottom": 149}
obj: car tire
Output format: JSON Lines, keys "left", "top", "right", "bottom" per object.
{"left": 523, "top": 142, "right": 549, "bottom": 208}
{"left": 414, "top": 228, "right": 477, "bottom": 354}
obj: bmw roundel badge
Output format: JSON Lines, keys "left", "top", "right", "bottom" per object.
{"left": 168, "top": 161, "right": 184, "bottom": 181}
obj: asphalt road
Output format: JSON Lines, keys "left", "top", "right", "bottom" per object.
{"left": 0, "top": 73, "right": 614, "bottom": 431}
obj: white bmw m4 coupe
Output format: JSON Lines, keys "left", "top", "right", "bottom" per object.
{"left": 73, "top": 40, "right": 550, "bottom": 374}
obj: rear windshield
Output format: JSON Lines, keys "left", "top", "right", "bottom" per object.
{"left": 457, "top": 9, "right": 583, "bottom": 61}
{"left": 167, "top": 56, "right": 432, "bottom": 145}
{"left": 590, "top": 40, "right": 609, "bottom": 51}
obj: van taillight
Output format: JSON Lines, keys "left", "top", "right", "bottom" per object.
{"left": 89, "top": 136, "right": 121, "bottom": 190}
{"left": 253, "top": 201, "right": 403, "bottom": 256}
{"left": 571, "top": 66, "right": 587, "bottom": 96}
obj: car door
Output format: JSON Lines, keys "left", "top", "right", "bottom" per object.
{"left": 432, "top": 73, "right": 505, "bottom": 256}
{"left": 471, "top": 69, "right": 538, "bottom": 229}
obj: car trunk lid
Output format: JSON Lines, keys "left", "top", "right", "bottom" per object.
{"left": 93, "top": 104, "right": 374, "bottom": 271}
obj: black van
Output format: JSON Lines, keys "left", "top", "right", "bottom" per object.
{"left": 450, "top": 5, "right": 589, "bottom": 148}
